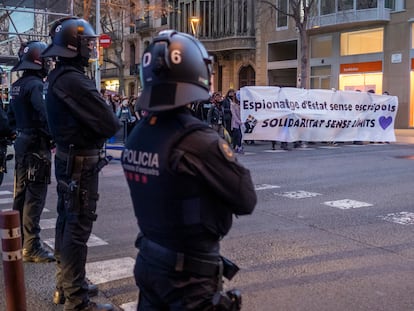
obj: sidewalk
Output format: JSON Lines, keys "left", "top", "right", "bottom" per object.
{"left": 0, "top": 259, "right": 119, "bottom": 311}
{"left": 394, "top": 128, "right": 414, "bottom": 144}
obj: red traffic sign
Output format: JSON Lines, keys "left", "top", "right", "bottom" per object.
{"left": 99, "top": 34, "right": 112, "bottom": 48}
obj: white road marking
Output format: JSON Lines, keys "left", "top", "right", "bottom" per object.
{"left": 40, "top": 218, "right": 56, "bottom": 229}
{"left": 323, "top": 199, "right": 373, "bottom": 209}
{"left": 255, "top": 184, "right": 280, "bottom": 191}
{"left": 43, "top": 234, "right": 108, "bottom": 249}
{"left": 85, "top": 257, "right": 135, "bottom": 284}
{"left": 120, "top": 301, "right": 138, "bottom": 311}
{"left": 319, "top": 146, "right": 340, "bottom": 149}
{"left": 296, "top": 147, "right": 315, "bottom": 151}
{"left": 263, "top": 150, "right": 287, "bottom": 153}
{"left": 0, "top": 190, "right": 12, "bottom": 195}
{"left": 275, "top": 190, "right": 322, "bottom": 199}
{"left": 0, "top": 198, "right": 13, "bottom": 204}
{"left": 379, "top": 212, "right": 414, "bottom": 225}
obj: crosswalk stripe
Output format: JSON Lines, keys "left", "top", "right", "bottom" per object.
{"left": 263, "top": 150, "right": 287, "bottom": 153}
{"left": 0, "top": 198, "right": 13, "bottom": 204}
{"left": 275, "top": 190, "right": 322, "bottom": 199}
{"left": 85, "top": 257, "right": 135, "bottom": 284}
{"left": 319, "top": 146, "right": 340, "bottom": 149}
{"left": 255, "top": 184, "right": 280, "bottom": 191}
{"left": 323, "top": 199, "right": 373, "bottom": 209}
{"left": 0, "top": 190, "right": 13, "bottom": 195}
{"left": 378, "top": 211, "right": 414, "bottom": 225}
{"left": 40, "top": 218, "right": 56, "bottom": 229}
{"left": 43, "top": 234, "right": 108, "bottom": 249}
{"left": 120, "top": 301, "right": 138, "bottom": 311}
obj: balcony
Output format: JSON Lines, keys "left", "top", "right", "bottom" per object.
{"left": 101, "top": 67, "right": 119, "bottom": 79}
{"left": 201, "top": 36, "right": 256, "bottom": 53}
{"left": 135, "top": 16, "right": 154, "bottom": 33}
{"left": 308, "top": 0, "right": 391, "bottom": 31}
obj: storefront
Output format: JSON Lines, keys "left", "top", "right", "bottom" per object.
{"left": 102, "top": 79, "right": 120, "bottom": 94}
{"left": 339, "top": 60, "right": 383, "bottom": 94}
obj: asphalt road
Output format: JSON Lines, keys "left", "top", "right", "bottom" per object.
{"left": 2, "top": 140, "right": 414, "bottom": 310}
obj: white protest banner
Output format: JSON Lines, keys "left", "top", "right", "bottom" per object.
{"left": 240, "top": 86, "right": 398, "bottom": 142}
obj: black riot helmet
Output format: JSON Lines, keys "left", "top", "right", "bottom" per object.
{"left": 137, "top": 30, "right": 213, "bottom": 112}
{"left": 11, "top": 41, "right": 48, "bottom": 72}
{"left": 42, "top": 17, "right": 97, "bottom": 61}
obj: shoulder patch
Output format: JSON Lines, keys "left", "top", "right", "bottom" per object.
{"left": 218, "top": 138, "right": 236, "bottom": 162}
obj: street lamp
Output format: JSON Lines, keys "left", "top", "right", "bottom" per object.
{"left": 190, "top": 16, "right": 200, "bottom": 38}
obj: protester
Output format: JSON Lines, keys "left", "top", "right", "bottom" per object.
{"left": 42, "top": 17, "right": 121, "bottom": 311}
{"left": 121, "top": 30, "right": 256, "bottom": 310}
{"left": 231, "top": 90, "right": 244, "bottom": 153}
{"left": 207, "top": 92, "right": 232, "bottom": 143}
{"left": 222, "top": 88, "right": 234, "bottom": 135}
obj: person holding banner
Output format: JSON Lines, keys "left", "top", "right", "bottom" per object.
{"left": 230, "top": 90, "right": 243, "bottom": 153}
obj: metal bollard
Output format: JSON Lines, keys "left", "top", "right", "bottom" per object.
{"left": 0, "top": 210, "right": 27, "bottom": 311}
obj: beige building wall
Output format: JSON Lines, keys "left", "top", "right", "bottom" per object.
{"left": 255, "top": 2, "right": 414, "bottom": 129}
{"left": 383, "top": 9, "right": 411, "bottom": 128}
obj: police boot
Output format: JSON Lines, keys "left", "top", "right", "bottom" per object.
{"left": 79, "top": 301, "right": 113, "bottom": 311}
{"left": 53, "top": 284, "right": 99, "bottom": 305}
{"left": 22, "top": 246, "right": 55, "bottom": 263}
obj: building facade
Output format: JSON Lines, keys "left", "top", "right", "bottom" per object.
{"left": 257, "top": 0, "right": 412, "bottom": 128}
{"left": 2, "top": 1, "right": 414, "bottom": 128}
{"left": 115, "top": 0, "right": 257, "bottom": 98}
{"left": 114, "top": 0, "right": 414, "bottom": 128}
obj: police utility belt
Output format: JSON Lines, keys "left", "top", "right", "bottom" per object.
{"left": 139, "top": 237, "right": 239, "bottom": 280}
{"left": 56, "top": 146, "right": 110, "bottom": 218}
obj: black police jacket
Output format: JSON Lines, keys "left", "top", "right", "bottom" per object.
{"left": 0, "top": 105, "right": 13, "bottom": 138}
{"left": 46, "top": 62, "right": 121, "bottom": 151}
{"left": 122, "top": 108, "right": 256, "bottom": 254}
{"left": 7, "top": 72, "right": 49, "bottom": 135}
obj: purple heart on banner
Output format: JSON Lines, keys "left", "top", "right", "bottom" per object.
{"left": 379, "top": 116, "right": 392, "bottom": 130}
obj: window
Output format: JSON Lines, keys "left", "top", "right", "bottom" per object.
{"left": 239, "top": 65, "right": 256, "bottom": 87}
{"left": 277, "top": 0, "right": 288, "bottom": 29}
{"left": 357, "top": 0, "right": 377, "bottom": 9}
{"left": 340, "top": 28, "right": 383, "bottom": 56}
{"left": 385, "top": 0, "right": 406, "bottom": 11}
{"left": 321, "top": 0, "right": 335, "bottom": 14}
{"left": 311, "top": 66, "right": 331, "bottom": 89}
{"left": 268, "top": 68, "right": 297, "bottom": 87}
{"left": 268, "top": 40, "right": 297, "bottom": 62}
{"left": 340, "top": 72, "right": 382, "bottom": 94}
{"left": 338, "top": 0, "right": 353, "bottom": 11}
{"left": 311, "top": 35, "right": 332, "bottom": 58}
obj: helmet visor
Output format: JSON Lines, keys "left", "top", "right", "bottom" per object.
{"left": 80, "top": 36, "right": 97, "bottom": 60}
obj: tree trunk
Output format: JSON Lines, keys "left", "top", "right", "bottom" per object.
{"left": 298, "top": 25, "right": 309, "bottom": 89}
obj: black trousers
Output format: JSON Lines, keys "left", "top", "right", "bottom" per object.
{"left": 54, "top": 153, "right": 99, "bottom": 311}
{"left": 13, "top": 133, "right": 50, "bottom": 250}
{"left": 135, "top": 239, "right": 220, "bottom": 311}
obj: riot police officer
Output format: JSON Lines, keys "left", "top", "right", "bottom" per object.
{"left": 7, "top": 40, "right": 55, "bottom": 263}
{"left": 0, "top": 100, "right": 15, "bottom": 187}
{"left": 0, "top": 100, "right": 13, "bottom": 137}
{"left": 42, "top": 17, "right": 120, "bottom": 311}
{"left": 121, "top": 30, "right": 257, "bottom": 310}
